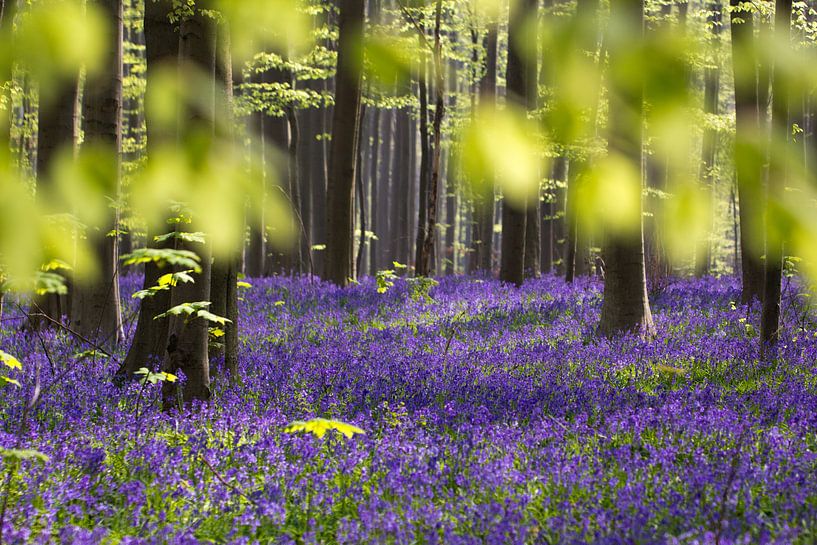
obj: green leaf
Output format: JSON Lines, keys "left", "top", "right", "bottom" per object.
{"left": 284, "top": 418, "right": 365, "bottom": 439}
{"left": 41, "top": 258, "right": 73, "bottom": 272}
{"left": 121, "top": 248, "right": 202, "bottom": 273}
{"left": 153, "top": 231, "right": 207, "bottom": 244}
{"left": 237, "top": 281, "right": 252, "bottom": 289}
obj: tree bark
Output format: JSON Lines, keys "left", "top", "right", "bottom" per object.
{"left": 760, "top": 0, "right": 792, "bottom": 354}
{"left": 598, "top": 0, "right": 655, "bottom": 337}
{"left": 730, "top": 0, "right": 764, "bottom": 304}
{"left": 499, "top": 0, "right": 537, "bottom": 286}
{"left": 417, "top": 0, "right": 445, "bottom": 277}
{"left": 72, "top": 0, "right": 125, "bottom": 349}
{"left": 470, "top": 22, "right": 497, "bottom": 274}
{"left": 695, "top": 0, "right": 721, "bottom": 277}
{"left": 117, "top": 0, "right": 176, "bottom": 380}
{"left": 161, "top": 9, "right": 216, "bottom": 406}
{"left": 324, "top": 0, "right": 364, "bottom": 285}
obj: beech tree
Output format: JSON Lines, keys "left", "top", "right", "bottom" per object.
{"left": 117, "top": 0, "right": 176, "bottom": 379}
{"left": 598, "top": 0, "right": 655, "bottom": 337}
{"left": 324, "top": 0, "right": 365, "bottom": 286}
{"left": 499, "top": 0, "right": 537, "bottom": 287}
{"left": 71, "top": 0, "right": 125, "bottom": 349}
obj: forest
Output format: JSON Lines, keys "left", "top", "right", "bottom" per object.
{"left": 1, "top": 0, "right": 817, "bottom": 542}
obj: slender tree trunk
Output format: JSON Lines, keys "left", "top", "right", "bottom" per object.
{"left": 760, "top": 0, "right": 792, "bottom": 354}
{"left": 368, "top": 107, "right": 381, "bottom": 274}
{"left": 695, "top": 0, "right": 721, "bottom": 277}
{"left": 376, "top": 108, "right": 393, "bottom": 271}
{"left": 730, "top": 0, "right": 764, "bottom": 304}
{"left": 324, "top": 0, "right": 364, "bottom": 285}
{"left": 417, "top": 0, "right": 445, "bottom": 277}
{"left": 26, "top": 85, "right": 79, "bottom": 329}
{"left": 246, "top": 75, "right": 266, "bottom": 278}
{"left": 470, "top": 23, "right": 497, "bottom": 274}
{"left": 72, "top": 0, "right": 125, "bottom": 349}
{"left": 598, "top": 0, "right": 654, "bottom": 337}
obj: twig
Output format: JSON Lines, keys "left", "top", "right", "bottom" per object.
{"left": 199, "top": 454, "right": 258, "bottom": 507}
{"left": 24, "top": 302, "right": 114, "bottom": 359}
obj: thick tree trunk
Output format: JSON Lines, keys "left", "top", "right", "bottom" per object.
{"left": 72, "top": 0, "right": 125, "bottom": 350}
{"left": 324, "top": 0, "right": 364, "bottom": 285}
{"left": 598, "top": 0, "right": 654, "bottom": 337}
{"left": 117, "top": 0, "right": 176, "bottom": 380}
{"left": 760, "top": 0, "right": 792, "bottom": 354}
{"left": 499, "top": 0, "right": 537, "bottom": 286}
{"left": 730, "top": 0, "right": 764, "bottom": 304}
{"left": 161, "top": 9, "right": 216, "bottom": 406}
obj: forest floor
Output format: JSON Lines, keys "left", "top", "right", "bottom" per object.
{"left": 1, "top": 274, "right": 816, "bottom": 544}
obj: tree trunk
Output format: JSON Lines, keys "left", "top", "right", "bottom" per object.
{"left": 246, "top": 79, "right": 266, "bottom": 278}
{"left": 161, "top": 9, "right": 216, "bottom": 406}
{"left": 375, "top": 108, "right": 393, "bottom": 272}
{"left": 499, "top": 0, "right": 537, "bottom": 286}
{"left": 417, "top": 0, "right": 445, "bottom": 277}
{"left": 730, "top": 0, "right": 764, "bottom": 304}
{"left": 695, "top": 0, "right": 721, "bottom": 277}
{"left": 470, "top": 22, "right": 497, "bottom": 274}
{"left": 598, "top": 0, "right": 654, "bottom": 337}
{"left": 71, "top": 0, "right": 125, "bottom": 350}
{"left": 117, "top": 0, "right": 176, "bottom": 380}
{"left": 26, "top": 85, "right": 78, "bottom": 330}
{"left": 760, "top": 0, "right": 792, "bottom": 354}
{"left": 324, "top": 0, "right": 364, "bottom": 286}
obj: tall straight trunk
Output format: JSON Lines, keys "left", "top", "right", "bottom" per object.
{"left": 295, "top": 99, "right": 313, "bottom": 275}
{"left": 522, "top": 4, "right": 541, "bottom": 277}
{"left": 760, "top": 0, "right": 792, "bottom": 354}
{"left": 500, "top": 0, "right": 537, "bottom": 286}
{"left": 417, "top": 0, "right": 445, "bottom": 277}
{"left": 730, "top": 0, "right": 764, "bottom": 304}
{"left": 72, "top": 0, "right": 125, "bottom": 349}
{"left": 368, "top": 107, "right": 381, "bottom": 274}
{"left": 325, "top": 0, "right": 365, "bottom": 286}
{"left": 263, "top": 70, "right": 293, "bottom": 274}
{"left": 375, "top": 108, "right": 393, "bottom": 271}
{"left": 564, "top": 0, "right": 600, "bottom": 283}
{"left": 210, "top": 22, "right": 239, "bottom": 373}
{"left": 389, "top": 109, "right": 406, "bottom": 266}
{"left": 598, "top": 0, "right": 655, "bottom": 337}
{"left": 287, "top": 105, "right": 305, "bottom": 274}
{"left": 355, "top": 104, "right": 367, "bottom": 276}
{"left": 117, "top": 0, "right": 176, "bottom": 380}
{"left": 161, "top": 9, "right": 216, "bottom": 406}
{"left": 415, "top": 38, "right": 431, "bottom": 273}
{"left": 695, "top": 0, "right": 721, "bottom": 277}
{"left": 470, "top": 23, "right": 497, "bottom": 274}
{"left": 26, "top": 85, "right": 79, "bottom": 329}
{"left": 643, "top": 2, "right": 672, "bottom": 288}
{"left": 246, "top": 74, "right": 266, "bottom": 278}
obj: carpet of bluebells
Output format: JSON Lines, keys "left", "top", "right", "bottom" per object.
{"left": 1, "top": 273, "right": 817, "bottom": 544}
